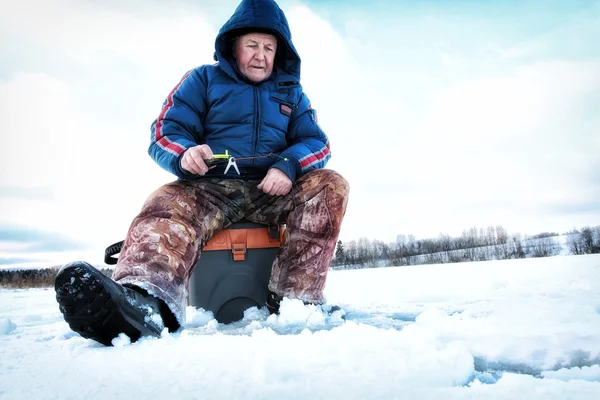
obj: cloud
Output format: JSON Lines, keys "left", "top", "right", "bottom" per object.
{"left": 0, "top": 257, "right": 44, "bottom": 266}
{"left": 349, "top": 58, "right": 600, "bottom": 239}
{"left": 0, "top": 186, "right": 55, "bottom": 201}
{"left": 0, "top": 224, "right": 86, "bottom": 252}
{"left": 0, "top": 67, "right": 184, "bottom": 248}
{"left": 1, "top": 0, "right": 216, "bottom": 66}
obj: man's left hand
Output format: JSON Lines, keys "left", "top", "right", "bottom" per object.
{"left": 257, "top": 168, "right": 292, "bottom": 196}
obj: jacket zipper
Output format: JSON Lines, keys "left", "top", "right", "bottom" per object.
{"left": 274, "top": 97, "right": 297, "bottom": 110}
{"left": 278, "top": 81, "right": 299, "bottom": 87}
{"left": 253, "top": 86, "right": 260, "bottom": 165}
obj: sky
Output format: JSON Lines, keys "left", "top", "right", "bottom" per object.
{"left": 0, "top": 0, "right": 599, "bottom": 266}
{"left": 2, "top": 255, "right": 600, "bottom": 398}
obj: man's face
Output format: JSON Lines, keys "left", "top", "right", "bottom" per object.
{"left": 234, "top": 32, "right": 278, "bottom": 83}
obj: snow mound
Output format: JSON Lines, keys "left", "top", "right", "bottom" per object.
{"left": 542, "top": 365, "right": 600, "bottom": 382}
{"left": 178, "top": 299, "right": 474, "bottom": 388}
{"left": 183, "top": 298, "right": 347, "bottom": 336}
{"left": 111, "top": 333, "right": 131, "bottom": 347}
{"left": 0, "top": 318, "right": 17, "bottom": 335}
{"left": 269, "top": 298, "right": 327, "bottom": 326}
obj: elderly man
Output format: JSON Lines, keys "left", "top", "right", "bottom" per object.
{"left": 55, "top": 0, "right": 349, "bottom": 346}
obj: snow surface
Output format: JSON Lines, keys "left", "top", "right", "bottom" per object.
{"left": 1, "top": 255, "right": 599, "bottom": 399}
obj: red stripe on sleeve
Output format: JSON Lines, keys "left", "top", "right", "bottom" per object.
{"left": 299, "top": 142, "right": 330, "bottom": 169}
{"left": 154, "top": 71, "right": 192, "bottom": 152}
{"left": 158, "top": 137, "right": 186, "bottom": 156}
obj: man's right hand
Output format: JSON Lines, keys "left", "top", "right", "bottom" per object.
{"left": 181, "top": 144, "right": 214, "bottom": 175}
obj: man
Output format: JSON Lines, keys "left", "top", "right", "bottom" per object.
{"left": 55, "top": 0, "right": 349, "bottom": 346}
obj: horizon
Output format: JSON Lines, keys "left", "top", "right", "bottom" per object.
{"left": 0, "top": 222, "right": 593, "bottom": 271}
{"left": 1, "top": 0, "right": 599, "bottom": 268}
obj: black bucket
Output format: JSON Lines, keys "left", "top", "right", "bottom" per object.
{"left": 188, "top": 222, "right": 282, "bottom": 323}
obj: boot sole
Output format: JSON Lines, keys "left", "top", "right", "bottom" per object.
{"left": 55, "top": 262, "right": 161, "bottom": 346}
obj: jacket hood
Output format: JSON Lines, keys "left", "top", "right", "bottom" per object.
{"left": 214, "top": 0, "right": 301, "bottom": 82}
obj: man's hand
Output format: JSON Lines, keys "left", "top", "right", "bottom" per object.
{"left": 181, "top": 145, "right": 214, "bottom": 175}
{"left": 258, "top": 168, "right": 292, "bottom": 196}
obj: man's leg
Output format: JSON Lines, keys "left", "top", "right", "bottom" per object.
{"left": 246, "top": 169, "right": 349, "bottom": 304}
{"left": 56, "top": 179, "right": 248, "bottom": 345}
{"left": 113, "top": 179, "right": 246, "bottom": 326}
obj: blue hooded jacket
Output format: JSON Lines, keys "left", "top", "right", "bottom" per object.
{"left": 148, "top": 0, "right": 331, "bottom": 182}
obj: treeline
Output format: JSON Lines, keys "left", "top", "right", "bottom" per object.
{"left": 567, "top": 226, "right": 600, "bottom": 255}
{"left": 2, "top": 226, "right": 599, "bottom": 287}
{"left": 0, "top": 267, "right": 114, "bottom": 289}
{"left": 333, "top": 225, "right": 600, "bottom": 269}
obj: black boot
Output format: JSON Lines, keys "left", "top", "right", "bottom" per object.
{"left": 55, "top": 261, "right": 179, "bottom": 346}
{"left": 266, "top": 291, "right": 344, "bottom": 318}
{"left": 266, "top": 291, "right": 283, "bottom": 315}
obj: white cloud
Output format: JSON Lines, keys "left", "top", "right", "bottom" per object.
{"left": 0, "top": 72, "right": 166, "bottom": 247}
{"left": 2, "top": 0, "right": 215, "bottom": 64}
{"left": 355, "top": 59, "right": 600, "bottom": 239}
{"left": 419, "top": 60, "right": 600, "bottom": 195}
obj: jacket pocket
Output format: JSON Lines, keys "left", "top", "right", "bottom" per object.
{"left": 269, "top": 94, "right": 297, "bottom": 118}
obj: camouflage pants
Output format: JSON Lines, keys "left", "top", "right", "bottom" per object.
{"left": 113, "top": 169, "right": 349, "bottom": 325}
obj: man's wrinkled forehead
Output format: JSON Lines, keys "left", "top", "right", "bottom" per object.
{"left": 239, "top": 32, "right": 278, "bottom": 46}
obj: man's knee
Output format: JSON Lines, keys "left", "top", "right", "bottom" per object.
{"left": 141, "top": 181, "right": 192, "bottom": 217}
{"left": 324, "top": 170, "right": 349, "bottom": 193}
{"left": 303, "top": 169, "right": 350, "bottom": 194}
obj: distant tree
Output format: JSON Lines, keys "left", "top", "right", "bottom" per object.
{"left": 334, "top": 240, "right": 345, "bottom": 266}
{"left": 567, "top": 226, "right": 600, "bottom": 255}
{"left": 496, "top": 226, "right": 508, "bottom": 245}
{"left": 531, "top": 232, "right": 559, "bottom": 239}
{"left": 407, "top": 235, "right": 417, "bottom": 255}
{"left": 484, "top": 226, "right": 494, "bottom": 246}
{"left": 528, "top": 237, "right": 559, "bottom": 258}
{"left": 462, "top": 227, "right": 479, "bottom": 249}
{"left": 581, "top": 226, "right": 600, "bottom": 254}
{"left": 372, "top": 239, "right": 389, "bottom": 260}
{"left": 567, "top": 233, "right": 585, "bottom": 255}
{"left": 345, "top": 240, "right": 358, "bottom": 267}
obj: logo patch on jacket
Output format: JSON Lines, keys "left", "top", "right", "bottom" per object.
{"left": 280, "top": 104, "right": 292, "bottom": 117}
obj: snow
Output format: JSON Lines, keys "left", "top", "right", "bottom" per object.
{"left": 1, "top": 255, "right": 599, "bottom": 399}
{"left": 0, "top": 318, "right": 17, "bottom": 335}
{"left": 111, "top": 332, "right": 132, "bottom": 347}
{"left": 542, "top": 365, "right": 600, "bottom": 382}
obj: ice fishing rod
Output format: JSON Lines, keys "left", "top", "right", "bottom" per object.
{"left": 205, "top": 150, "right": 289, "bottom": 175}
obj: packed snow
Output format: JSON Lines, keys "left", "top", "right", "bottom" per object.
{"left": 1, "top": 255, "right": 600, "bottom": 399}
